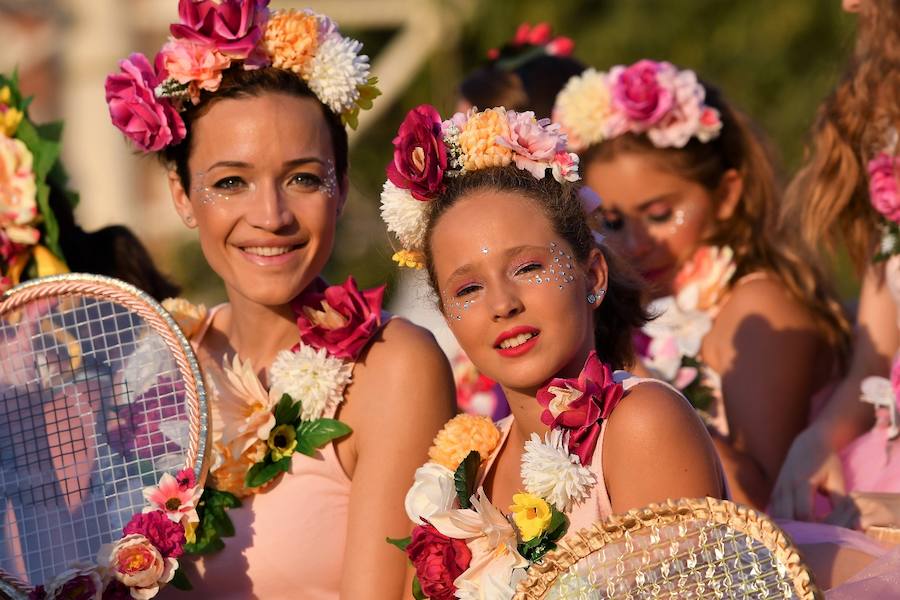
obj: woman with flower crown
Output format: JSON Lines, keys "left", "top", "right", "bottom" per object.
{"left": 552, "top": 59, "right": 853, "bottom": 512}
{"left": 380, "top": 104, "right": 726, "bottom": 599}
{"left": 104, "top": 2, "right": 455, "bottom": 598}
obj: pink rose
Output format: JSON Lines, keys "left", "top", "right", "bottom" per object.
{"left": 387, "top": 104, "right": 447, "bottom": 201}
{"left": 406, "top": 524, "right": 471, "bottom": 600}
{"left": 611, "top": 59, "right": 675, "bottom": 127}
{"left": 514, "top": 22, "right": 552, "bottom": 46}
{"left": 99, "top": 534, "right": 176, "bottom": 597}
{"left": 293, "top": 277, "right": 385, "bottom": 360}
{"left": 157, "top": 38, "right": 231, "bottom": 104}
{"left": 536, "top": 351, "right": 623, "bottom": 465}
{"left": 497, "top": 111, "right": 565, "bottom": 180}
{"left": 869, "top": 153, "right": 900, "bottom": 223}
{"left": 171, "top": 0, "right": 270, "bottom": 62}
{"left": 123, "top": 510, "right": 186, "bottom": 558}
{"left": 645, "top": 68, "right": 706, "bottom": 148}
{"left": 105, "top": 53, "right": 186, "bottom": 152}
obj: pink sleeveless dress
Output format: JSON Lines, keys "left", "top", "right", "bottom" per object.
{"left": 163, "top": 305, "right": 373, "bottom": 599}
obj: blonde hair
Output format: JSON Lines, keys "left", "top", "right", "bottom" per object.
{"left": 782, "top": 0, "right": 900, "bottom": 271}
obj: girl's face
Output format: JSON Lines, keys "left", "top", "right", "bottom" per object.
{"left": 842, "top": 0, "right": 862, "bottom": 12}
{"left": 585, "top": 152, "right": 720, "bottom": 299}
{"left": 169, "top": 93, "right": 344, "bottom": 307}
{"left": 429, "top": 189, "right": 607, "bottom": 393}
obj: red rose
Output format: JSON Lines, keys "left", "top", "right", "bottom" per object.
{"left": 387, "top": 104, "right": 447, "bottom": 201}
{"left": 536, "top": 351, "right": 623, "bottom": 465}
{"left": 293, "top": 277, "right": 385, "bottom": 360}
{"left": 171, "top": 0, "right": 270, "bottom": 62}
{"left": 406, "top": 524, "right": 471, "bottom": 600}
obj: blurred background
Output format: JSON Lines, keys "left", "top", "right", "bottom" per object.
{"left": 0, "top": 0, "right": 858, "bottom": 311}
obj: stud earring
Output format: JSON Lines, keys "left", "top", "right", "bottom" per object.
{"left": 587, "top": 292, "right": 597, "bottom": 305}
{"left": 185, "top": 215, "right": 195, "bottom": 226}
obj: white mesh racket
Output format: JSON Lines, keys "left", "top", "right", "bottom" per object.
{"left": 515, "top": 497, "right": 822, "bottom": 600}
{"left": 0, "top": 274, "right": 208, "bottom": 598}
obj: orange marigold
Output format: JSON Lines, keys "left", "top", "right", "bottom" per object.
{"left": 428, "top": 414, "right": 501, "bottom": 470}
{"left": 208, "top": 439, "right": 269, "bottom": 498}
{"left": 458, "top": 107, "right": 513, "bottom": 172}
{"left": 264, "top": 10, "right": 320, "bottom": 74}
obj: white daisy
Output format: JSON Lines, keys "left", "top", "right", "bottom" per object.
{"left": 379, "top": 180, "right": 429, "bottom": 249}
{"left": 520, "top": 429, "right": 596, "bottom": 512}
{"left": 268, "top": 344, "right": 353, "bottom": 421}
{"left": 307, "top": 33, "right": 370, "bottom": 115}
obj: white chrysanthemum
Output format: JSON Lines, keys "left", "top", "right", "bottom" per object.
{"left": 307, "top": 33, "right": 370, "bottom": 115}
{"left": 881, "top": 229, "right": 897, "bottom": 255}
{"left": 269, "top": 344, "right": 353, "bottom": 421}
{"left": 521, "top": 429, "right": 596, "bottom": 512}
{"left": 553, "top": 68, "right": 620, "bottom": 152}
{"left": 380, "top": 180, "right": 429, "bottom": 249}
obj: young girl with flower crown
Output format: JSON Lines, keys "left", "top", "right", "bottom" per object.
{"left": 552, "top": 59, "right": 852, "bottom": 511}
{"left": 104, "top": 2, "right": 454, "bottom": 598}
{"left": 380, "top": 104, "right": 725, "bottom": 599}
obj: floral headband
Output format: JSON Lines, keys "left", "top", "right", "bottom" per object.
{"left": 0, "top": 72, "right": 74, "bottom": 292}
{"left": 380, "top": 104, "right": 580, "bottom": 269}
{"left": 105, "top": 0, "right": 380, "bottom": 153}
{"left": 553, "top": 59, "right": 723, "bottom": 152}
{"left": 486, "top": 22, "right": 575, "bottom": 69}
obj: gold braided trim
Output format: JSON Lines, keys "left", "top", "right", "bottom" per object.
{"left": 514, "top": 496, "right": 823, "bottom": 600}
{"left": 866, "top": 525, "right": 900, "bottom": 546}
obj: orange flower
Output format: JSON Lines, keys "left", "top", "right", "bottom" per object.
{"left": 208, "top": 439, "right": 268, "bottom": 497}
{"left": 458, "top": 108, "right": 513, "bottom": 171}
{"left": 264, "top": 10, "right": 320, "bottom": 74}
{"left": 428, "top": 414, "right": 500, "bottom": 470}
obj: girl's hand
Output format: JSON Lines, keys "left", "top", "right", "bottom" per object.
{"left": 770, "top": 425, "right": 847, "bottom": 521}
{"left": 826, "top": 491, "right": 900, "bottom": 530}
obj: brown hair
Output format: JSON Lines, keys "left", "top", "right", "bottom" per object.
{"left": 160, "top": 67, "right": 349, "bottom": 190}
{"left": 781, "top": 0, "right": 900, "bottom": 271}
{"left": 584, "top": 82, "right": 852, "bottom": 366}
{"left": 422, "top": 166, "right": 648, "bottom": 370}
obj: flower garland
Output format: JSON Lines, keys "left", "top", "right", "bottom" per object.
{"left": 161, "top": 276, "right": 383, "bottom": 557}
{"left": 485, "top": 22, "right": 574, "bottom": 68}
{"left": 105, "top": 1, "right": 380, "bottom": 153}
{"left": 868, "top": 131, "right": 900, "bottom": 262}
{"left": 0, "top": 72, "right": 73, "bottom": 293}
{"left": 380, "top": 104, "right": 580, "bottom": 269}
{"left": 553, "top": 59, "right": 723, "bottom": 152}
{"left": 27, "top": 469, "right": 201, "bottom": 600}
{"left": 637, "top": 245, "right": 736, "bottom": 414}
{"left": 391, "top": 351, "right": 620, "bottom": 600}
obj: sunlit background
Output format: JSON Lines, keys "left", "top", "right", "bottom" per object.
{"left": 0, "top": 0, "right": 858, "bottom": 318}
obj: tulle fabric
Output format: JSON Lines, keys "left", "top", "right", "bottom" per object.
{"left": 825, "top": 546, "right": 900, "bottom": 598}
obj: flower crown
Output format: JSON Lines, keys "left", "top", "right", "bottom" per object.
{"left": 380, "top": 104, "right": 580, "bottom": 269}
{"left": 553, "top": 59, "right": 723, "bottom": 152}
{"left": 486, "top": 22, "right": 575, "bottom": 70}
{"left": 868, "top": 129, "right": 900, "bottom": 261}
{"left": 0, "top": 72, "right": 74, "bottom": 293}
{"left": 105, "top": 0, "right": 380, "bottom": 153}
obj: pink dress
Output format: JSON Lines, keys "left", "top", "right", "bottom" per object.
{"left": 164, "top": 305, "right": 378, "bottom": 599}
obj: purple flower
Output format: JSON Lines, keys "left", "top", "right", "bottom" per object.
{"left": 123, "top": 511, "right": 186, "bottom": 558}
{"left": 387, "top": 104, "right": 448, "bottom": 201}
{"left": 105, "top": 53, "right": 185, "bottom": 152}
{"left": 611, "top": 59, "right": 675, "bottom": 128}
{"left": 171, "top": 0, "right": 270, "bottom": 63}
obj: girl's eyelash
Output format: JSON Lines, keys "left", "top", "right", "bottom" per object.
{"left": 213, "top": 176, "right": 245, "bottom": 189}
{"left": 515, "top": 262, "right": 542, "bottom": 276}
{"left": 647, "top": 209, "right": 673, "bottom": 223}
{"left": 290, "top": 172, "right": 323, "bottom": 186}
{"left": 455, "top": 284, "right": 481, "bottom": 297}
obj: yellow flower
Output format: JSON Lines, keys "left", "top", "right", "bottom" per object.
{"left": 509, "top": 492, "right": 552, "bottom": 542}
{"left": 267, "top": 424, "right": 297, "bottom": 461}
{"left": 183, "top": 519, "right": 198, "bottom": 544}
{"left": 161, "top": 297, "right": 209, "bottom": 339}
{"left": 0, "top": 108, "right": 23, "bottom": 137}
{"left": 392, "top": 249, "right": 425, "bottom": 269}
{"left": 32, "top": 245, "right": 68, "bottom": 277}
{"left": 428, "top": 414, "right": 500, "bottom": 470}
{"left": 458, "top": 107, "right": 513, "bottom": 171}
{"left": 264, "top": 10, "right": 320, "bottom": 74}
{"left": 554, "top": 68, "right": 616, "bottom": 152}
{"left": 0, "top": 87, "right": 9, "bottom": 104}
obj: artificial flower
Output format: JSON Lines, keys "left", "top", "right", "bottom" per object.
{"left": 123, "top": 511, "right": 186, "bottom": 559}
{"left": 264, "top": 9, "right": 320, "bottom": 74}
{"left": 268, "top": 345, "right": 353, "bottom": 421}
{"left": 208, "top": 439, "right": 268, "bottom": 497}
{"left": 405, "top": 462, "right": 457, "bottom": 525}
{"left": 520, "top": 429, "right": 596, "bottom": 512}
{"left": 157, "top": 38, "right": 231, "bottom": 104}
{"left": 161, "top": 297, "right": 208, "bottom": 339}
{"left": 293, "top": 277, "right": 384, "bottom": 360}
{"left": 642, "top": 295, "right": 712, "bottom": 379}
{"left": 610, "top": 59, "right": 675, "bottom": 127}
{"left": 673, "top": 245, "right": 736, "bottom": 311}
{"left": 0, "top": 135, "right": 39, "bottom": 245}
{"left": 646, "top": 67, "right": 714, "bottom": 148}
{"left": 387, "top": 104, "right": 448, "bottom": 201}
{"left": 536, "top": 351, "right": 623, "bottom": 466}
{"left": 428, "top": 414, "right": 501, "bottom": 471}
{"left": 869, "top": 153, "right": 900, "bottom": 223}
{"left": 267, "top": 423, "right": 298, "bottom": 461}
{"left": 406, "top": 523, "right": 472, "bottom": 600}
{"left": 509, "top": 493, "right": 552, "bottom": 542}
{"left": 514, "top": 22, "right": 553, "bottom": 46}
{"left": 392, "top": 248, "right": 425, "bottom": 269}
{"left": 497, "top": 111, "right": 566, "bottom": 180}
{"left": 105, "top": 53, "right": 186, "bottom": 152}
{"left": 0, "top": 86, "right": 23, "bottom": 136}
{"left": 452, "top": 353, "right": 506, "bottom": 419}
{"left": 218, "top": 354, "right": 278, "bottom": 458}
{"left": 458, "top": 107, "right": 513, "bottom": 171}
{"left": 553, "top": 68, "right": 621, "bottom": 152}
{"left": 142, "top": 472, "right": 201, "bottom": 525}
{"left": 98, "top": 534, "right": 177, "bottom": 600}
{"left": 306, "top": 34, "right": 371, "bottom": 116}
{"left": 551, "top": 150, "right": 580, "bottom": 184}
{"left": 379, "top": 180, "right": 430, "bottom": 249}
{"left": 171, "top": 0, "right": 270, "bottom": 62}
{"left": 41, "top": 564, "right": 103, "bottom": 600}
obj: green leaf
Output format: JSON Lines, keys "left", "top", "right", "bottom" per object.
{"left": 204, "top": 488, "right": 242, "bottom": 510}
{"left": 274, "top": 393, "right": 300, "bottom": 425}
{"left": 386, "top": 536, "right": 412, "bottom": 551}
{"left": 412, "top": 576, "right": 426, "bottom": 600}
{"left": 183, "top": 488, "right": 241, "bottom": 556}
{"left": 454, "top": 451, "right": 481, "bottom": 509}
{"left": 296, "top": 418, "right": 352, "bottom": 453}
{"left": 169, "top": 567, "right": 193, "bottom": 591}
{"left": 245, "top": 457, "right": 291, "bottom": 488}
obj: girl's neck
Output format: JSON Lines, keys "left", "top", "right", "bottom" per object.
{"left": 502, "top": 386, "right": 549, "bottom": 447}
{"left": 221, "top": 290, "right": 300, "bottom": 370}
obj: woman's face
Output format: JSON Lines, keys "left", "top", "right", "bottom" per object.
{"left": 585, "top": 152, "right": 718, "bottom": 299}
{"left": 170, "top": 93, "right": 344, "bottom": 307}
{"left": 842, "top": 0, "right": 863, "bottom": 12}
{"left": 429, "top": 188, "right": 607, "bottom": 393}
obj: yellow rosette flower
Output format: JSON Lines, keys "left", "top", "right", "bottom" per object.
{"left": 268, "top": 424, "right": 298, "bottom": 461}
{"left": 458, "top": 107, "right": 513, "bottom": 171}
{"left": 510, "top": 492, "right": 552, "bottom": 542}
{"left": 428, "top": 413, "right": 500, "bottom": 471}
